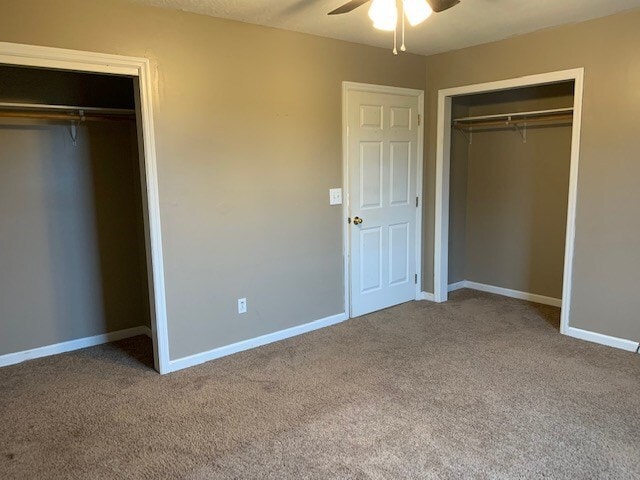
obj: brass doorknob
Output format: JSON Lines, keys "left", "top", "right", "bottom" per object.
{"left": 353, "top": 216, "right": 363, "bottom": 225}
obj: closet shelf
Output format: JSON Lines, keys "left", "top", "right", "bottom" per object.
{"left": 0, "top": 102, "right": 136, "bottom": 122}
{"left": 452, "top": 107, "right": 573, "bottom": 130}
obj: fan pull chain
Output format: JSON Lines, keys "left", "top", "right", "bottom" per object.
{"left": 401, "top": 0, "right": 407, "bottom": 52}
{"left": 393, "top": 23, "right": 398, "bottom": 55}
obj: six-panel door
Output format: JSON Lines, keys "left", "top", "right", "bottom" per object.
{"left": 348, "top": 90, "right": 419, "bottom": 317}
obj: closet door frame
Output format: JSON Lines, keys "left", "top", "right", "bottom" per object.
{"left": 0, "top": 42, "right": 170, "bottom": 374}
{"left": 433, "top": 68, "right": 585, "bottom": 336}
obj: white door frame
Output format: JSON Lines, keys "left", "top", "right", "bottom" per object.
{"left": 433, "top": 68, "right": 585, "bottom": 335}
{"left": 0, "top": 42, "right": 171, "bottom": 374}
{"left": 342, "top": 81, "right": 425, "bottom": 317}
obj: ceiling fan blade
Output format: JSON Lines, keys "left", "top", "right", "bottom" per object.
{"left": 328, "top": 0, "right": 371, "bottom": 15}
{"left": 427, "top": 0, "right": 460, "bottom": 13}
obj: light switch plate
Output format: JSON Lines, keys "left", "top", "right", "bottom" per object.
{"left": 237, "top": 298, "right": 247, "bottom": 314}
{"left": 329, "top": 188, "right": 342, "bottom": 205}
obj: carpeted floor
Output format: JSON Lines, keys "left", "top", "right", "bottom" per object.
{"left": 1, "top": 289, "right": 639, "bottom": 479}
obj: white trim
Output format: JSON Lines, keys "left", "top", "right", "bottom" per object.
{"left": 434, "top": 92, "right": 452, "bottom": 303}
{"left": 566, "top": 327, "right": 639, "bottom": 353}
{"left": 167, "top": 312, "right": 349, "bottom": 373}
{"left": 342, "top": 82, "right": 425, "bottom": 317}
{"left": 341, "top": 84, "right": 351, "bottom": 317}
{"left": 448, "top": 281, "right": 466, "bottom": 292}
{"left": 0, "top": 326, "right": 152, "bottom": 368}
{"left": 559, "top": 71, "right": 584, "bottom": 335}
{"left": 0, "top": 42, "right": 171, "bottom": 374}
{"left": 435, "top": 69, "right": 586, "bottom": 98}
{"left": 415, "top": 90, "right": 425, "bottom": 303}
{"left": 448, "top": 280, "right": 562, "bottom": 307}
{"left": 342, "top": 81, "right": 425, "bottom": 98}
{"left": 418, "top": 291, "right": 435, "bottom": 301}
{"left": 433, "top": 68, "right": 585, "bottom": 335}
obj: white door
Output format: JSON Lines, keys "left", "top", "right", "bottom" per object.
{"left": 347, "top": 88, "right": 420, "bottom": 317}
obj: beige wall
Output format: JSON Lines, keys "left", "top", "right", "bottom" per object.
{"left": 0, "top": 120, "right": 149, "bottom": 355}
{"left": 0, "top": 0, "right": 426, "bottom": 359}
{"left": 425, "top": 10, "right": 640, "bottom": 340}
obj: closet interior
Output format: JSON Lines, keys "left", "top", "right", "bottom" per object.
{"left": 0, "top": 65, "right": 153, "bottom": 364}
{"left": 448, "top": 81, "right": 575, "bottom": 319}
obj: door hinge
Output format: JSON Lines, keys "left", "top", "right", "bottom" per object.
{"left": 418, "top": 114, "right": 421, "bottom": 126}
{"left": 414, "top": 274, "right": 418, "bottom": 284}
{"left": 416, "top": 196, "right": 419, "bottom": 207}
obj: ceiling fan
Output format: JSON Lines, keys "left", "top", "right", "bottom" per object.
{"left": 328, "top": 0, "right": 461, "bottom": 54}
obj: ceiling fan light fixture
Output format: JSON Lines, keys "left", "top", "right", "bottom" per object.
{"left": 327, "top": 0, "right": 461, "bottom": 54}
{"left": 403, "top": 0, "right": 433, "bottom": 26}
{"left": 368, "top": 0, "right": 398, "bottom": 31}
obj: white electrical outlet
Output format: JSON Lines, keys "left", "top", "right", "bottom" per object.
{"left": 329, "top": 188, "right": 342, "bottom": 205}
{"left": 237, "top": 298, "right": 247, "bottom": 314}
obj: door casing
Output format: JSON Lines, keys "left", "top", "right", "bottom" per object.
{"left": 0, "top": 42, "right": 170, "bottom": 374}
{"left": 342, "top": 82, "right": 425, "bottom": 318}
{"left": 433, "top": 68, "right": 585, "bottom": 337}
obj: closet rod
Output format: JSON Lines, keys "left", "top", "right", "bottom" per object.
{"left": 0, "top": 102, "right": 136, "bottom": 121}
{"left": 453, "top": 113, "right": 573, "bottom": 131}
{"left": 453, "top": 107, "right": 573, "bottom": 124}
{"left": 0, "top": 111, "right": 134, "bottom": 122}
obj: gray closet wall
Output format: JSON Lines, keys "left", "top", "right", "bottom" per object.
{"left": 448, "top": 83, "right": 574, "bottom": 299}
{"left": 0, "top": 66, "right": 150, "bottom": 355}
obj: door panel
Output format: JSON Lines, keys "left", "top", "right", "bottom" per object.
{"left": 348, "top": 89, "right": 420, "bottom": 317}
{"left": 390, "top": 142, "right": 411, "bottom": 206}
{"left": 390, "top": 106, "right": 412, "bottom": 129}
{"left": 360, "top": 142, "right": 383, "bottom": 209}
{"left": 360, "top": 105, "right": 383, "bottom": 128}
{"left": 360, "top": 226, "right": 383, "bottom": 293}
{"left": 389, "top": 222, "right": 410, "bottom": 286}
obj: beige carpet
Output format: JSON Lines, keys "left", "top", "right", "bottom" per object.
{"left": 1, "top": 289, "right": 639, "bottom": 479}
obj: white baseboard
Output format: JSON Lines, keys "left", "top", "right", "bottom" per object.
{"left": 565, "top": 326, "right": 639, "bottom": 352}
{"left": 0, "top": 325, "right": 152, "bottom": 368}
{"left": 167, "top": 312, "right": 349, "bottom": 373}
{"left": 447, "top": 280, "right": 562, "bottom": 307}
{"left": 418, "top": 291, "right": 435, "bottom": 301}
{"left": 430, "top": 282, "right": 637, "bottom": 355}
{"left": 448, "top": 281, "right": 466, "bottom": 292}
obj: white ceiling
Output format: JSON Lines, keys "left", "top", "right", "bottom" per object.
{"left": 131, "top": 0, "right": 640, "bottom": 55}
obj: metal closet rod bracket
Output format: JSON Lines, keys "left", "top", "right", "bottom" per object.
{"left": 69, "top": 110, "right": 85, "bottom": 146}
{"left": 511, "top": 117, "right": 527, "bottom": 144}
{"left": 456, "top": 128, "right": 472, "bottom": 144}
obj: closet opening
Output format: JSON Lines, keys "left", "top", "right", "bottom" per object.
{"left": 434, "top": 69, "right": 584, "bottom": 335}
{"left": 0, "top": 64, "right": 155, "bottom": 370}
